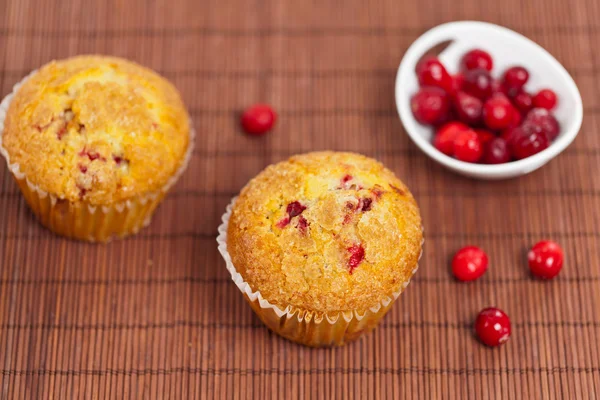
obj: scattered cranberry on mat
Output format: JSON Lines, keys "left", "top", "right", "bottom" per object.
{"left": 241, "top": 104, "right": 277, "bottom": 135}
{"left": 475, "top": 307, "right": 511, "bottom": 347}
{"left": 411, "top": 49, "right": 562, "bottom": 164}
{"left": 449, "top": 240, "right": 563, "bottom": 347}
{"left": 528, "top": 240, "right": 564, "bottom": 279}
{"left": 452, "top": 246, "right": 488, "bottom": 282}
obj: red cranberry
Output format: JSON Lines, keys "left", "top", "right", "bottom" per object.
{"left": 483, "top": 96, "right": 514, "bottom": 130}
{"left": 483, "top": 137, "right": 512, "bottom": 164}
{"left": 241, "top": 104, "right": 277, "bottom": 135}
{"left": 510, "top": 127, "right": 550, "bottom": 160}
{"left": 453, "top": 130, "right": 483, "bottom": 163}
{"left": 475, "top": 307, "right": 511, "bottom": 347}
{"left": 416, "top": 56, "right": 453, "bottom": 93}
{"left": 433, "top": 122, "right": 468, "bottom": 156}
{"left": 451, "top": 246, "right": 488, "bottom": 281}
{"left": 512, "top": 91, "right": 533, "bottom": 113}
{"left": 410, "top": 87, "right": 451, "bottom": 125}
{"left": 454, "top": 91, "right": 483, "bottom": 125}
{"left": 347, "top": 244, "right": 365, "bottom": 274}
{"left": 528, "top": 240, "right": 564, "bottom": 279}
{"left": 524, "top": 108, "right": 560, "bottom": 141}
{"left": 451, "top": 73, "right": 465, "bottom": 94}
{"left": 533, "top": 89, "right": 558, "bottom": 110}
{"left": 503, "top": 66, "right": 529, "bottom": 94}
{"left": 460, "top": 49, "right": 493, "bottom": 72}
{"left": 490, "top": 80, "right": 506, "bottom": 96}
{"left": 463, "top": 68, "right": 493, "bottom": 100}
{"left": 475, "top": 129, "right": 495, "bottom": 146}
{"left": 501, "top": 126, "right": 521, "bottom": 145}
{"left": 507, "top": 107, "right": 522, "bottom": 129}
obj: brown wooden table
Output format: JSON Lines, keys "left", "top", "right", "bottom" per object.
{"left": 0, "top": 0, "right": 599, "bottom": 398}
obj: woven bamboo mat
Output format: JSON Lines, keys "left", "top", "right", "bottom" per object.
{"left": 0, "top": 0, "right": 599, "bottom": 398}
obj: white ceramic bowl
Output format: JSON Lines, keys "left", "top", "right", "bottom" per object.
{"left": 395, "top": 21, "right": 583, "bottom": 180}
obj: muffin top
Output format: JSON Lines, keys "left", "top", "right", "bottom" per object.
{"left": 227, "top": 152, "right": 423, "bottom": 314}
{"left": 1, "top": 55, "right": 190, "bottom": 205}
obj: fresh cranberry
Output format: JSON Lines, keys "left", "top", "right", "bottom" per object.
{"left": 451, "top": 246, "right": 488, "bottom": 281}
{"left": 490, "top": 80, "right": 507, "bottom": 96}
{"left": 475, "top": 307, "right": 511, "bottom": 347}
{"left": 454, "top": 130, "right": 483, "bottom": 163}
{"left": 475, "top": 129, "right": 495, "bottom": 146}
{"left": 433, "top": 122, "right": 468, "bottom": 156}
{"left": 454, "top": 91, "right": 483, "bottom": 125}
{"left": 533, "top": 89, "right": 558, "bottom": 110}
{"left": 451, "top": 73, "right": 465, "bottom": 94}
{"left": 416, "top": 56, "right": 453, "bottom": 92}
{"left": 483, "top": 137, "right": 512, "bottom": 164}
{"left": 507, "top": 107, "right": 522, "bottom": 129}
{"left": 512, "top": 92, "right": 533, "bottom": 114}
{"left": 528, "top": 240, "right": 564, "bottom": 279}
{"left": 463, "top": 68, "right": 493, "bottom": 100}
{"left": 483, "top": 95, "right": 514, "bottom": 130}
{"left": 501, "top": 127, "right": 521, "bottom": 145}
{"left": 503, "top": 66, "right": 529, "bottom": 95}
{"left": 241, "top": 104, "right": 277, "bottom": 135}
{"left": 510, "top": 127, "right": 550, "bottom": 159}
{"left": 347, "top": 244, "right": 365, "bottom": 274}
{"left": 411, "top": 87, "right": 451, "bottom": 125}
{"left": 523, "top": 108, "right": 560, "bottom": 141}
{"left": 460, "top": 49, "right": 494, "bottom": 72}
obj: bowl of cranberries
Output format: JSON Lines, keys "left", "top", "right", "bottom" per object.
{"left": 395, "top": 21, "right": 583, "bottom": 179}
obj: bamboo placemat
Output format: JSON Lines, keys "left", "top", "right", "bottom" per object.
{"left": 0, "top": 0, "right": 599, "bottom": 398}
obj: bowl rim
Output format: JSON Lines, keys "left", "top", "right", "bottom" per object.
{"left": 395, "top": 20, "right": 583, "bottom": 178}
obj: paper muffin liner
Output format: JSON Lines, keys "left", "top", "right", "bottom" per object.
{"left": 0, "top": 69, "right": 195, "bottom": 242}
{"left": 217, "top": 197, "right": 423, "bottom": 347}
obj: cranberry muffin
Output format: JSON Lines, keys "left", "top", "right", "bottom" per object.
{"left": 219, "top": 152, "right": 423, "bottom": 346}
{"left": 0, "top": 55, "right": 193, "bottom": 241}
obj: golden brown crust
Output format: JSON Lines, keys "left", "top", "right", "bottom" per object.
{"left": 227, "top": 152, "right": 423, "bottom": 314}
{"left": 2, "top": 55, "right": 190, "bottom": 205}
